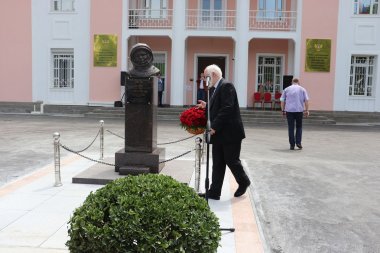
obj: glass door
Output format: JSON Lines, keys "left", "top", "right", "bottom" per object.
{"left": 258, "top": 0, "right": 283, "bottom": 19}
{"left": 201, "top": 0, "right": 223, "bottom": 28}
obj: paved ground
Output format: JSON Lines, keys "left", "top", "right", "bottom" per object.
{"left": 1, "top": 113, "right": 380, "bottom": 252}
{"left": 243, "top": 123, "right": 380, "bottom": 253}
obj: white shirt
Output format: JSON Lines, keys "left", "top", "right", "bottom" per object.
{"left": 213, "top": 77, "right": 223, "bottom": 89}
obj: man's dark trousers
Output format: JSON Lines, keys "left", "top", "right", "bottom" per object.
{"left": 286, "top": 112, "right": 303, "bottom": 146}
{"left": 211, "top": 141, "right": 248, "bottom": 196}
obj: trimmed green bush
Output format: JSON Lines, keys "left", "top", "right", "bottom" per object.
{"left": 66, "top": 174, "right": 221, "bottom": 253}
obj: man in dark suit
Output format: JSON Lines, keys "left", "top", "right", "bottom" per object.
{"left": 198, "top": 64, "right": 251, "bottom": 200}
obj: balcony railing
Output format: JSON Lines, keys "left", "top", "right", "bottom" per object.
{"left": 186, "top": 9, "right": 236, "bottom": 30}
{"left": 249, "top": 10, "right": 297, "bottom": 31}
{"left": 128, "top": 9, "right": 173, "bottom": 29}
{"left": 127, "top": 9, "right": 296, "bottom": 31}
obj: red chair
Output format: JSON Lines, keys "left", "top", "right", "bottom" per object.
{"left": 262, "top": 92, "right": 273, "bottom": 110}
{"left": 252, "top": 92, "right": 262, "bottom": 109}
{"left": 273, "top": 92, "right": 282, "bottom": 110}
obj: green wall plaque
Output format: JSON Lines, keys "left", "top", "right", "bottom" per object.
{"left": 305, "top": 39, "right": 331, "bottom": 72}
{"left": 94, "top": 34, "right": 118, "bottom": 67}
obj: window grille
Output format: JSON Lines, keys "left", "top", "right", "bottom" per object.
{"left": 257, "top": 56, "right": 282, "bottom": 94}
{"left": 354, "top": 0, "right": 378, "bottom": 15}
{"left": 349, "top": 55, "right": 376, "bottom": 96}
{"left": 51, "top": 49, "right": 74, "bottom": 89}
{"left": 51, "top": 0, "right": 75, "bottom": 12}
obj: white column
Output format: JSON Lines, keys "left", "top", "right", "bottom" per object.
{"left": 293, "top": 0, "right": 303, "bottom": 78}
{"left": 234, "top": 0, "right": 250, "bottom": 107}
{"left": 121, "top": 0, "right": 128, "bottom": 71}
{"left": 170, "top": 0, "right": 186, "bottom": 106}
{"left": 287, "top": 40, "right": 295, "bottom": 75}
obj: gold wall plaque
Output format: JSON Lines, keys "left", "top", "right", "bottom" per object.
{"left": 94, "top": 34, "right": 118, "bottom": 67}
{"left": 305, "top": 39, "right": 331, "bottom": 72}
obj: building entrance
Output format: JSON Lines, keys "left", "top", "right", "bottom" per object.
{"left": 196, "top": 56, "right": 226, "bottom": 103}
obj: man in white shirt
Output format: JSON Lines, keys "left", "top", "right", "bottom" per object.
{"left": 197, "top": 73, "right": 206, "bottom": 101}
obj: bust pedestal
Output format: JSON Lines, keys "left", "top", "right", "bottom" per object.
{"left": 115, "top": 76, "right": 165, "bottom": 175}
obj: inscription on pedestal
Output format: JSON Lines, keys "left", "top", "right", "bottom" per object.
{"left": 126, "top": 77, "right": 153, "bottom": 105}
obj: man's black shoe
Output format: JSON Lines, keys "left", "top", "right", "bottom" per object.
{"left": 207, "top": 194, "right": 220, "bottom": 200}
{"left": 290, "top": 145, "right": 295, "bottom": 150}
{"left": 198, "top": 193, "right": 220, "bottom": 200}
{"left": 296, "top": 143, "right": 303, "bottom": 149}
{"left": 234, "top": 181, "right": 251, "bottom": 197}
{"left": 198, "top": 193, "right": 206, "bottom": 198}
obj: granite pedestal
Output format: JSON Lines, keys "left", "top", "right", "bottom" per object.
{"left": 114, "top": 76, "right": 165, "bottom": 175}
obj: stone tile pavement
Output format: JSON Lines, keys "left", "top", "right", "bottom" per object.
{"left": 1, "top": 113, "right": 380, "bottom": 252}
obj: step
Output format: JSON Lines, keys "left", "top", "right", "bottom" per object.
{"left": 84, "top": 108, "right": 337, "bottom": 125}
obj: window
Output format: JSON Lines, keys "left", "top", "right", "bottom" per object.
{"left": 51, "top": 49, "right": 74, "bottom": 89}
{"left": 143, "top": 0, "right": 167, "bottom": 18}
{"left": 354, "top": 0, "right": 378, "bottom": 15}
{"left": 51, "top": 0, "right": 75, "bottom": 12}
{"left": 201, "top": 0, "right": 223, "bottom": 22}
{"left": 257, "top": 56, "right": 282, "bottom": 94}
{"left": 349, "top": 55, "right": 376, "bottom": 96}
{"left": 258, "top": 0, "right": 283, "bottom": 19}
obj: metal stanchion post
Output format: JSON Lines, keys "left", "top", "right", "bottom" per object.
{"left": 202, "top": 132, "right": 206, "bottom": 164}
{"left": 53, "top": 132, "right": 62, "bottom": 187}
{"left": 99, "top": 120, "right": 104, "bottom": 160}
{"left": 194, "top": 137, "right": 202, "bottom": 193}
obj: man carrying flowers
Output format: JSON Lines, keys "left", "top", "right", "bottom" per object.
{"left": 197, "top": 64, "right": 251, "bottom": 200}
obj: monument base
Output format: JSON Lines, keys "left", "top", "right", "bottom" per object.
{"left": 115, "top": 148, "right": 165, "bottom": 175}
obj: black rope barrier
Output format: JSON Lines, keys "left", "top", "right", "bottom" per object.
{"left": 159, "top": 149, "right": 195, "bottom": 163}
{"left": 158, "top": 136, "right": 198, "bottom": 145}
{"left": 106, "top": 129, "right": 124, "bottom": 139}
{"left": 106, "top": 129, "right": 201, "bottom": 145}
{"left": 60, "top": 143, "right": 115, "bottom": 166}
{"left": 60, "top": 143, "right": 194, "bottom": 166}
{"left": 65, "top": 129, "right": 101, "bottom": 153}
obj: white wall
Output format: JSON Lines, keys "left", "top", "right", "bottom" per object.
{"left": 32, "top": 0, "right": 91, "bottom": 105}
{"left": 334, "top": 0, "right": 380, "bottom": 112}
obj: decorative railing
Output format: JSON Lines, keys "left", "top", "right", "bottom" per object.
{"left": 128, "top": 9, "right": 173, "bottom": 29}
{"left": 186, "top": 9, "right": 236, "bottom": 30}
{"left": 249, "top": 10, "right": 297, "bottom": 31}
{"left": 127, "top": 9, "right": 296, "bottom": 31}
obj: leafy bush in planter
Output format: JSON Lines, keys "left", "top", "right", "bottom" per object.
{"left": 66, "top": 174, "right": 221, "bottom": 253}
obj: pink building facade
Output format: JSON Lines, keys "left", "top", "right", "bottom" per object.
{"left": 1, "top": 0, "right": 380, "bottom": 112}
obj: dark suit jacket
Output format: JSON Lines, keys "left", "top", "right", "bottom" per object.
{"left": 209, "top": 79, "right": 245, "bottom": 144}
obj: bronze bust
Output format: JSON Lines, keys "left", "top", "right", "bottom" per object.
{"left": 127, "top": 43, "right": 159, "bottom": 78}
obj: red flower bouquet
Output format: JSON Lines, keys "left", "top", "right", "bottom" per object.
{"left": 179, "top": 107, "right": 207, "bottom": 135}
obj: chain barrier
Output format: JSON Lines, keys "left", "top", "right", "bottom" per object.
{"left": 159, "top": 149, "right": 195, "bottom": 164}
{"left": 158, "top": 135, "right": 199, "bottom": 145}
{"left": 106, "top": 129, "right": 200, "bottom": 145}
{"left": 60, "top": 142, "right": 195, "bottom": 166}
{"left": 60, "top": 143, "right": 115, "bottom": 166}
{"left": 106, "top": 129, "right": 124, "bottom": 139}
{"left": 53, "top": 120, "right": 204, "bottom": 186}
{"left": 68, "top": 128, "right": 101, "bottom": 153}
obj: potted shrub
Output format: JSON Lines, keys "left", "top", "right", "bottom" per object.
{"left": 66, "top": 174, "right": 221, "bottom": 252}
